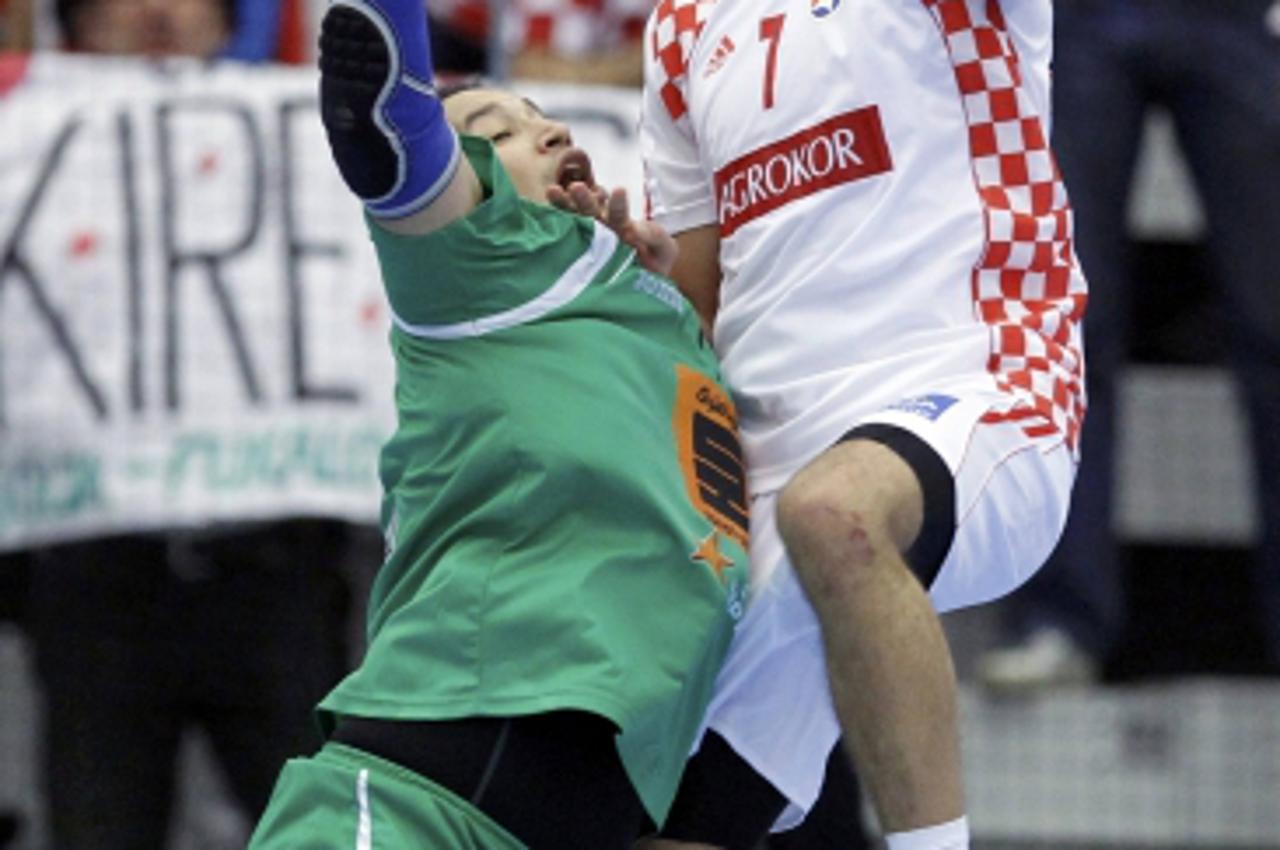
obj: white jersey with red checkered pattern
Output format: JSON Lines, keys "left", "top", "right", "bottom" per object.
{"left": 640, "top": 0, "right": 1086, "bottom": 493}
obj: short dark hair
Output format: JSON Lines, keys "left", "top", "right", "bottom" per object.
{"left": 437, "top": 77, "right": 489, "bottom": 101}
{"left": 57, "top": 0, "right": 238, "bottom": 48}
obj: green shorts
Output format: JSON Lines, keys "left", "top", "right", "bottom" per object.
{"left": 247, "top": 743, "right": 526, "bottom": 850}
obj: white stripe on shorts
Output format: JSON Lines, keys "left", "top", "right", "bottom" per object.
{"left": 355, "top": 768, "right": 372, "bottom": 850}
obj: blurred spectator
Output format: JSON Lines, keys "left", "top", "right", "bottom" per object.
{"left": 17, "top": 4, "right": 360, "bottom": 849}
{"left": 391, "top": 0, "right": 647, "bottom": 85}
{"left": 222, "top": 0, "right": 312, "bottom": 64}
{"left": 426, "top": 0, "right": 490, "bottom": 74}
{"left": 56, "top": 0, "right": 236, "bottom": 57}
{"left": 0, "top": 550, "right": 31, "bottom": 849}
{"left": 505, "top": 0, "right": 648, "bottom": 86}
{"left": 56, "top": 0, "right": 310, "bottom": 63}
{"left": 222, "top": 0, "right": 284, "bottom": 62}
{"left": 979, "top": 0, "right": 1280, "bottom": 689}
{"left": 0, "top": 0, "right": 34, "bottom": 51}
{"left": 29, "top": 525, "right": 354, "bottom": 850}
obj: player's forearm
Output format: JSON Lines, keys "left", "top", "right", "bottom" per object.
{"left": 669, "top": 225, "right": 724, "bottom": 334}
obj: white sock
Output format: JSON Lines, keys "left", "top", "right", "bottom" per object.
{"left": 884, "top": 815, "right": 969, "bottom": 850}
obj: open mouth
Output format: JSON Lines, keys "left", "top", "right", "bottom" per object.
{"left": 555, "top": 148, "right": 596, "bottom": 192}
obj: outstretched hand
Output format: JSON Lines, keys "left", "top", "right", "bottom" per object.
{"left": 548, "top": 182, "right": 679, "bottom": 278}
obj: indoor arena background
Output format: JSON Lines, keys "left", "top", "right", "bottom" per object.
{"left": 1, "top": 1, "right": 1277, "bottom": 848}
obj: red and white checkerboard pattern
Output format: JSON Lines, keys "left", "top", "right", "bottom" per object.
{"left": 924, "top": 0, "right": 1087, "bottom": 451}
{"left": 649, "top": 0, "right": 714, "bottom": 124}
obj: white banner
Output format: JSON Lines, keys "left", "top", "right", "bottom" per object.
{"left": 0, "top": 54, "right": 645, "bottom": 551}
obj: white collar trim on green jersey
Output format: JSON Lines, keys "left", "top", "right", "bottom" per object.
{"left": 391, "top": 223, "right": 628, "bottom": 340}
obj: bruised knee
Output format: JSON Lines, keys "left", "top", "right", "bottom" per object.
{"left": 778, "top": 426, "right": 958, "bottom": 594}
{"left": 775, "top": 440, "right": 924, "bottom": 591}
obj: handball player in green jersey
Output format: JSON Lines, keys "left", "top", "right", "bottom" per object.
{"left": 246, "top": 1, "right": 750, "bottom": 848}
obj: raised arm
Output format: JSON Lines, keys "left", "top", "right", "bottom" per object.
{"left": 318, "top": 0, "right": 482, "bottom": 235}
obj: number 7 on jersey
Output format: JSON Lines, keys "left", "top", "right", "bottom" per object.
{"left": 759, "top": 14, "right": 786, "bottom": 110}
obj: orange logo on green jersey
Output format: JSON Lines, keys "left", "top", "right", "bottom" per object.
{"left": 673, "top": 365, "right": 749, "bottom": 548}
{"left": 690, "top": 529, "right": 735, "bottom": 580}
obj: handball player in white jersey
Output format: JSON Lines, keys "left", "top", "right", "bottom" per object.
{"left": 629, "top": 1, "right": 1088, "bottom": 848}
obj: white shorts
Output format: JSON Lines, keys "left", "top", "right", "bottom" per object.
{"left": 696, "top": 389, "right": 1078, "bottom": 831}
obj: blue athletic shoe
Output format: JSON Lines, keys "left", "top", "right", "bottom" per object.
{"left": 319, "top": 0, "right": 461, "bottom": 218}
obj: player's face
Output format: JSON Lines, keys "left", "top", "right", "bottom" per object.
{"left": 445, "top": 88, "right": 596, "bottom": 204}
{"left": 72, "top": 0, "right": 230, "bottom": 58}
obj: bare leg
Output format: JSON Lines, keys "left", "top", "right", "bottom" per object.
{"left": 776, "top": 439, "right": 964, "bottom": 832}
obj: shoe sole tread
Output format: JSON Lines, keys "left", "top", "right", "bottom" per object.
{"left": 319, "top": 6, "right": 398, "bottom": 200}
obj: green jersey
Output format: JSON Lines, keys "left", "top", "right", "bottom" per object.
{"left": 319, "top": 136, "right": 749, "bottom": 824}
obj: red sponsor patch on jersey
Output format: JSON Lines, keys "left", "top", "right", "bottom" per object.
{"left": 714, "top": 106, "right": 892, "bottom": 237}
